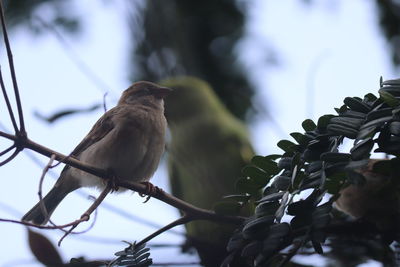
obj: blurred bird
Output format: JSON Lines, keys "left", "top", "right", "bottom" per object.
{"left": 335, "top": 159, "right": 400, "bottom": 231}
{"left": 22, "top": 81, "right": 170, "bottom": 225}
{"left": 161, "top": 76, "right": 254, "bottom": 266}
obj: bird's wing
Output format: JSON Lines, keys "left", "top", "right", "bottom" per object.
{"left": 70, "top": 109, "right": 116, "bottom": 157}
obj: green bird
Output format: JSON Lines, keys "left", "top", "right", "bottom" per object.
{"left": 161, "top": 76, "right": 254, "bottom": 267}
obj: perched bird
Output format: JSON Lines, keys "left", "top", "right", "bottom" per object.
{"left": 22, "top": 81, "right": 171, "bottom": 225}
{"left": 335, "top": 159, "right": 400, "bottom": 230}
{"left": 161, "top": 76, "right": 254, "bottom": 266}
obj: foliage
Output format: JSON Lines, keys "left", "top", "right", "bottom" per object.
{"left": 108, "top": 242, "right": 152, "bottom": 267}
{"left": 220, "top": 77, "right": 400, "bottom": 266}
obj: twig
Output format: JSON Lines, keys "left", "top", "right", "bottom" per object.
{"left": 37, "top": 154, "right": 56, "bottom": 221}
{"left": 0, "top": 0, "right": 25, "bottom": 135}
{"left": 0, "top": 143, "right": 15, "bottom": 157}
{"left": 0, "top": 148, "right": 19, "bottom": 166}
{"left": 0, "top": 67, "right": 18, "bottom": 132}
{"left": 58, "top": 183, "right": 112, "bottom": 246}
{"left": 135, "top": 215, "right": 191, "bottom": 248}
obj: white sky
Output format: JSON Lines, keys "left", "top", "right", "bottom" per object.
{"left": 0, "top": 0, "right": 395, "bottom": 266}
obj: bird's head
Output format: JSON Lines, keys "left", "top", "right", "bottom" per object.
{"left": 119, "top": 81, "right": 172, "bottom": 108}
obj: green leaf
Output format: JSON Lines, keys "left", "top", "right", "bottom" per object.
{"left": 277, "top": 140, "right": 297, "bottom": 153}
{"left": 302, "top": 119, "right": 317, "bottom": 132}
{"left": 251, "top": 156, "right": 280, "bottom": 176}
{"left": 242, "top": 166, "right": 269, "bottom": 187}
{"left": 320, "top": 152, "right": 351, "bottom": 162}
{"left": 317, "top": 114, "right": 335, "bottom": 129}
{"left": 236, "top": 177, "right": 262, "bottom": 194}
{"left": 255, "top": 201, "right": 280, "bottom": 217}
{"left": 379, "top": 89, "right": 400, "bottom": 107}
{"left": 242, "top": 215, "right": 275, "bottom": 239}
{"left": 222, "top": 194, "right": 251, "bottom": 202}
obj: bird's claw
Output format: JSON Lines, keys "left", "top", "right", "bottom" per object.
{"left": 139, "top": 182, "right": 161, "bottom": 203}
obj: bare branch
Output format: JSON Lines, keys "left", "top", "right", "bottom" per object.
{"left": 58, "top": 183, "right": 112, "bottom": 246}
{"left": 0, "top": 67, "right": 18, "bottom": 132}
{"left": 135, "top": 215, "right": 191, "bottom": 248}
{"left": 0, "top": 143, "right": 15, "bottom": 157}
{"left": 0, "top": 0, "right": 25, "bottom": 134}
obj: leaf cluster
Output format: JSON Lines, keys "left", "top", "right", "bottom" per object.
{"left": 221, "top": 78, "right": 400, "bottom": 266}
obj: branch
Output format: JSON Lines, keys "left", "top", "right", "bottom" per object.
{"left": 0, "top": 0, "right": 26, "bottom": 134}
{"left": 0, "top": 131, "right": 245, "bottom": 227}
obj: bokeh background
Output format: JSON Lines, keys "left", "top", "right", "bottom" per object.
{"left": 0, "top": 0, "right": 398, "bottom": 266}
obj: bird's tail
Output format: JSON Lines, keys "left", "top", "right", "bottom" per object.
{"left": 22, "top": 185, "right": 74, "bottom": 225}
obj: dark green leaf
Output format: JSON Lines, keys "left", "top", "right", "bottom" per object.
{"left": 222, "top": 194, "right": 251, "bottom": 202}
{"left": 290, "top": 132, "right": 311, "bottom": 146}
{"left": 302, "top": 119, "right": 317, "bottom": 132}
{"left": 350, "top": 138, "right": 374, "bottom": 160}
{"left": 365, "top": 107, "right": 393, "bottom": 122}
{"left": 317, "top": 114, "right": 335, "bottom": 129}
{"left": 255, "top": 201, "right": 280, "bottom": 217}
{"left": 272, "top": 175, "right": 291, "bottom": 191}
{"left": 344, "top": 97, "right": 371, "bottom": 113}
{"left": 379, "top": 89, "right": 400, "bottom": 107}
{"left": 277, "top": 140, "right": 298, "bottom": 153}
{"left": 242, "top": 166, "right": 269, "bottom": 187}
{"left": 242, "top": 215, "right": 275, "bottom": 239}
{"left": 390, "top": 121, "right": 400, "bottom": 136}
{"left": 236, "top": 177, "right": 261, "bottom": 194}
{"left": 256, "top": 192, "right": 285, "bottom": 204}
{"left": 241, "top": 241, "right": 262, "bottom": 257}
{"left": 251, "top": 156, "right": 280, "bottom": 175}
{"left": 320, "top": 152, "right": 351, "bottom": 162}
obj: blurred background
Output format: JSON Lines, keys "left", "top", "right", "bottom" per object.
{"left": 0, "top": 0, "right": 398, "bottom": 266}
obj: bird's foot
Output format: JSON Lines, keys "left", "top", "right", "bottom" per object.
{"left": 105, "top": 169, "right": 119, "bottom": 192}
{"left": 139, "top": 182, "right": 161, "bottom": 203}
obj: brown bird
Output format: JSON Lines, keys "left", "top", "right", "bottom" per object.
{"left": 335, "top": 159, "right": 400, "bottom": 230}
{"left": 22, "top": 81, "right": 171, "bottom": 225}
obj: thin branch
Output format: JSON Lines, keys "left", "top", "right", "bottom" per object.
{"left": 0, "top": 143, "right": 15, "bottom": 157}
{"left": 58, "top": 183, "right": 112, "bottom": 246}
{"left": 0, "top": 67, "right": 18, "bottom": 132}
{"left": 0, "top": 0, "right": 25, "bottom": 134}
{"left": 38, "top": 154, "right": 56, "bottom": 221}
{"left": 135, "top": 215, "right": 191, "bottom": 248}
{"left": 0, "top": 147, "right": 19, "bottom": 166}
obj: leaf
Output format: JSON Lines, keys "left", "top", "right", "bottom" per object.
{"left": 344, "top": 97, "right": 371, "bottom": 113}
{"left": 255, "top": 201, "right": 280, "bottom": 217}
{"left": 251, "top": 156, "right": 280, "bottom": 175}
{"left": 226, "top": 232, "right": 245, "bottom": 252}
{"left": 272, "top": 175, "right": 291, "bottom": 191}
{"left": 350, "top": 138, "right": 374, "bottom": 160}
{"left": 317, "top": 114, "right": 335, "bottom": 129}
{"left": 277, "top": 139, "right": 298, "bottom": 153}
{"left": 241, "top": 241, "right": 262, "bottom": 257}
{"left": 278, "top": 157, "right": 292, "bottom": 170}
{"left": 222, "top": 194, "right": 251, "bottom": 202}
{"left": 365, "top": 107, "right": 393, "bottom": 122}
{"left": 320, "top": 152, "right": 351, "bottom": 162}
{"left": 327, "top": 124, "right": 358, "bottom": 139}
{"left": 28, "top": 230, "right": 63, "bottom": 266}
{"left": 290, "top": 132, "right": 311, "bottom": 146}
{"left": 236, "top": 177, "right": 262, "bottom": 194}
{"left": 390, "top": 121, "right": 400, "bottom": 136}
{"left": 256, "top": 192, "right": 285, "bottom": 204}
{"left": 242, "top": 215, "right": 275, "bottom": 239}
{"left": 379, "top": 89, "right": 400, "bottom": 107}
{"left": 242, "top": 166, "right": 269, "bottom": 187}
{"left": 302, "top": 119, "right": 317, "bottom": 131}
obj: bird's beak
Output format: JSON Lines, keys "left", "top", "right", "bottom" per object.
{"left": 151, "top": 87, "right": 172, "bottom": 99}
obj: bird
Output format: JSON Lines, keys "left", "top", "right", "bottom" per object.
{"left": 22, "top": 81, "right": 171, "bottom": 225}
{"left": 160, "top": 76, "right": 254, "bottom": 267}
{"left": 335, "top": 159, "right": 400, "bottom": 231}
